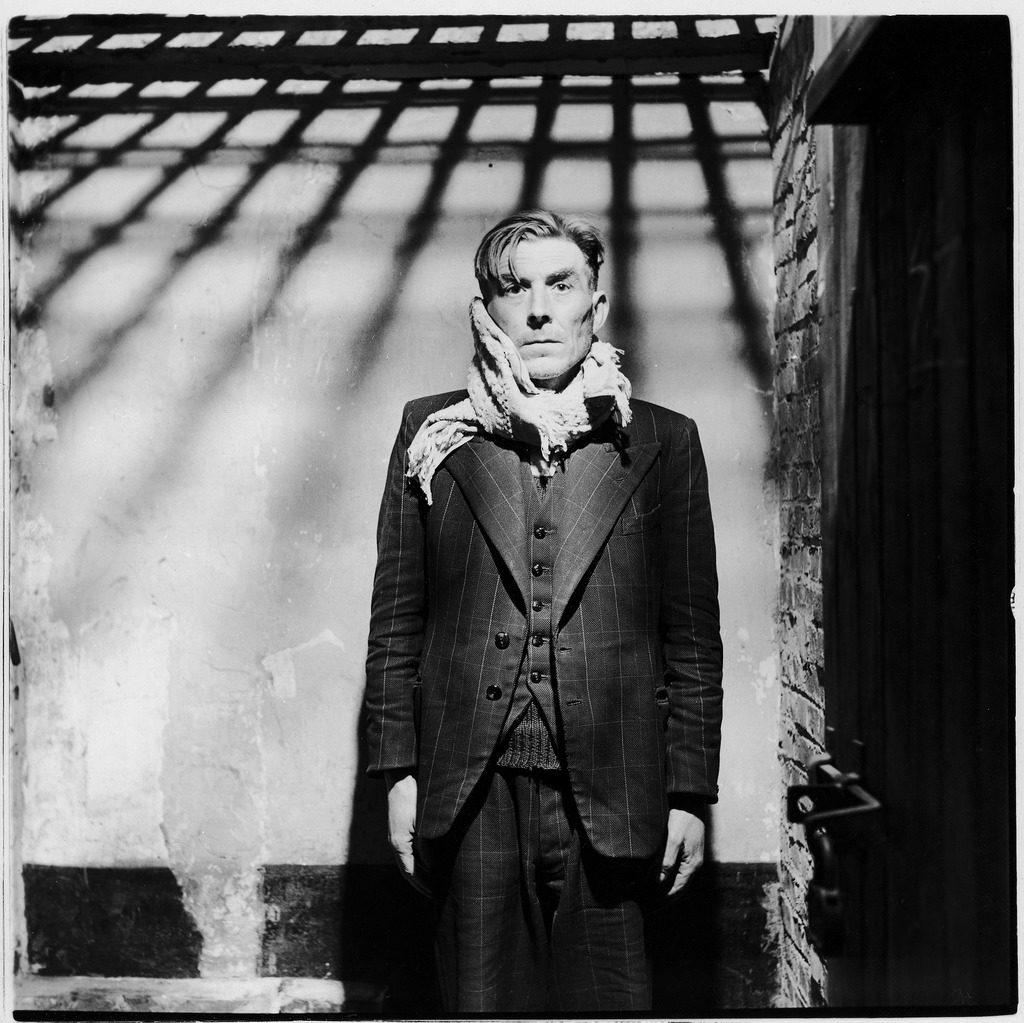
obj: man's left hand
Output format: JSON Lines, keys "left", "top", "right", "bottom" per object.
{"left": 660, "top": 808, "right": 705, "bottom": 896}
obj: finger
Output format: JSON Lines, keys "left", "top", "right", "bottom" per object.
{"left": 392, "top": 845, "right": 431, "bottom": 897}
{"left": 659, "top": 841, "right": 683, "bottom": 882}
{"left": 668, "top": 852, "right": 704, "bottom": 896}
{"left": 390, "top": 836, "right": 415, "bottom": 875}
{"left": 392, "top": 847, "right": 416, "bottom": 881}
{"left": 668, "top": 861, "right": 695, "bottom": 896}
{"left": 398, "top": 847, "right": 416, "bottom": 876}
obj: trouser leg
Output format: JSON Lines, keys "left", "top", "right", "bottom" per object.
{"left": 537, "top": 775, "right": 653, "bottom": 1012}
{"left": 425, "top": 769, "right": 547, "bottom": 1013}
{"left": 424, "top": 767, "right": 652, "bottom": 1013}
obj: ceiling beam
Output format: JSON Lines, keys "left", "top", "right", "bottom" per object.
{"left": 9, "top": 15, "right": 776, "bottom": 89}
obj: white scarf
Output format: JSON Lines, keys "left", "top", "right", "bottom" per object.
{"left": 406, "top": 298, "right": 632, "bottom": 504}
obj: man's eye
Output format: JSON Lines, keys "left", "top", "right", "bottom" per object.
{"left": 502, "top": 284, "right": 523, "bottom": 296}
{"left": 552, "top": 281, "right": 573, "bottom": 293}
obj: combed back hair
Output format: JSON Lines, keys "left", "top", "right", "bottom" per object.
{"left": 474, "top": 210, "right": 605, "bottom": 301}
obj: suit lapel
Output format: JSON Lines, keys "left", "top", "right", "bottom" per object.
{"left": 552, "top": 437, "right": 660, "bottom": 627}
{"left": 442, "top": 429, "right": 660, "bottom": 619}
{"left": 443, "top": 437, "right": 531, "bottom": 605}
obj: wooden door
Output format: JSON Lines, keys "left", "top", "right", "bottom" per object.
{"left": 818, "top": 17, "right": 1014, "bottom": 1009}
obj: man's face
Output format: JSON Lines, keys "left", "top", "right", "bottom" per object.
{"left": 485, "top": 236, "right": 609, "bottom": 391}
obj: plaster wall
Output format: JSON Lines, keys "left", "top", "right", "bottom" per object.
{"left": 11, "top": 84, "right": 779, "bottom": 974}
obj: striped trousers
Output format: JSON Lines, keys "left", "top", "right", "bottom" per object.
{"left": 418, "top": 766, "right": 654, "bottom": 1013}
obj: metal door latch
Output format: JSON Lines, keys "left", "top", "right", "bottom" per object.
{"left": 787, "top": 755, "right": 881, "bottom": 828}
{"left": 786, "top": 754, "right": 882, "bottom": 955}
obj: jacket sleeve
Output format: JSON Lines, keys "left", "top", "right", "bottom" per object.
{"left": 660, "top": 415, "right": 724, "bottom": 802}
{"left": 364, "top": 403, "right": 428, "bottom": 776}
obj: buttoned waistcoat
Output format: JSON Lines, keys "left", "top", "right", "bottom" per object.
{"left": 364, "top": 391, "right": 723, "bottom": 860}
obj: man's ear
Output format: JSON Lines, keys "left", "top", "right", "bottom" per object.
{"left": 591, "top": 290, "right": 609, "bottom": 333}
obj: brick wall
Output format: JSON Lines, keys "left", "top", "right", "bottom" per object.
{"left": 767, "top": 16, "right": 828, "bottom": 1009}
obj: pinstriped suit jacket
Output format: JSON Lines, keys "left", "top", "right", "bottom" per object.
{"left": 364, "top": 391, "right": 723, "bottom": 860}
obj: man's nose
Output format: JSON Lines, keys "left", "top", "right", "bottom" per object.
{"left": 526, "top": 287, "right": 551, "bottom": 327}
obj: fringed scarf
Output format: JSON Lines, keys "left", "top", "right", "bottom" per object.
{"left": 406, "top": 297, "right": 632, "bottom": 504}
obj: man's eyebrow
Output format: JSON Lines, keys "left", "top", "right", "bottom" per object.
{"left": 496, "top": 266, "right": 581, "bottom": 288}
{"left": 545, "top": 267, "right": 580, "bottom": 283}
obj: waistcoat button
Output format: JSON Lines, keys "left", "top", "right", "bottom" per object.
{"left": 529, "top": 671, "right": 542, "bottom": 685}
{"left": 532, "top": 562, "right": 544, "bottom": 577}
{"left": 534, "top": 525, "right": 547, "bottom": 539}
{"left": 531, "top": 634, "right": 545, "bottom": 646}
{"left": 532, "top": 599, "right": 543, "bottom": 612}
{"left": 485, "top": 684, "right": 502, "bottom": 701}
{"left": 494, "top": 632, "right": 510, "bottom": 649}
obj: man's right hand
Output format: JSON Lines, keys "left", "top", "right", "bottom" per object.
{"left": 385, "top": 770, "right": 419, "bottom": 882}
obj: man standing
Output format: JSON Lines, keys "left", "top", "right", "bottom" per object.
{"left": 364, "top": 210, "right": 722, "bottom": 1013}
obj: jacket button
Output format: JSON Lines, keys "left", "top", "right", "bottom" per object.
{"left": 534, "top": 525, "right": 547, "bottom": 539}
{"left": 529, "top": 671, "right": 542, "bottom": 685}
{"left": 532, "top": 562, "right": 544, "bottom": 576}
{"left": 531, "top": 634, "right": 545, "bottom": 646}
{"left": 494, "top": 632, "right": 510, "bottom": 649}
{"left": 485, "top": 684, "right": 502, "bottom": 701}
{"left": 532, "top": 599, "right": 543, "bottom": 612}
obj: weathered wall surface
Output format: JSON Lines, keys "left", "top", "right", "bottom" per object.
{"left": 10, "top": 66, "right": 779, "bottom": 987}
{"left": 767, "top": 16, "right": 828, "bottom": 1008}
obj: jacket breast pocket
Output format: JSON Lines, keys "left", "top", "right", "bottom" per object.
{"left": 618, "top": 504, "right": 661, "bottom": 535}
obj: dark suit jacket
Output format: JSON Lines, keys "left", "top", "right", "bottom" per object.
{"left": 364, "top": 392, "right": 723, "bottom": 860}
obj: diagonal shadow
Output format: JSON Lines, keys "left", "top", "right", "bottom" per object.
{"left": 21, "top": 87, "right": 282, "bottom": 318}
{"left": 8, "top": 30, "right": 173, "bottom": 180}
{"left": 79, "top": 82, "right": 421, "bottom": 531}
{"left": 13, "top": 103, "right": 180, "bottom": 331}
{"left": 342, "top": 77, "right": 491, "bottom": 390}
{"left": 219, "top": 76, "right": 424, "bottom": 395}
{"left": 12, "top": 99, "right": 167, "bottom": 219}
{"left": 52, "top": 79, "right": 354, "bottom": 402}
{"left": 11, "top": 103, "right": 87, "bottom": 170}
{"left": 681, "top": 78, "right": 772, "bottom": 395}
{"left": 17, "top": 105, "right": 223, "bottom": 314}
{"left": 14, "top": 75, "right": 204, "bottom": 217}
{"left": 243, "top": 80, "right": 497, "bottom": 616}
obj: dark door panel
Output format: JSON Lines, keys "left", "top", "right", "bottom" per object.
{"left": 813, "top": 16, "right": 1014, "bottom": 1009}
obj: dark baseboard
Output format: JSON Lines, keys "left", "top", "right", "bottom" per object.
{"left": 261, "top": 862, "right": 440, "bottom": 1014}
{"left": 22, "top": 864, "right": 203, "bottom": 978}
{"left": 22, "top": 860, "right": 779, "bottom": 1012}
{"left": 646, "top": 861, "right": 779, "bottom": 1012}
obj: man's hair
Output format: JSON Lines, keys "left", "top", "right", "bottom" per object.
{"left": 474, "top": 210, "right": 605, "bottom": 301}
